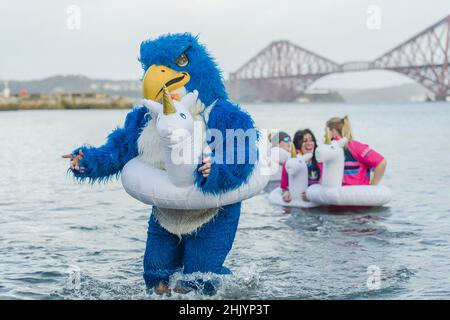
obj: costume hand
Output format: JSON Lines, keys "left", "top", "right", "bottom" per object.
{"left": 62, "top": 150, "right": 84, "bottom": 173}
{"left": 198, "top": 156, "right": 211, "bottom": 178}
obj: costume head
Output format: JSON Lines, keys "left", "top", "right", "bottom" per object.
{"left": 139, "top": 33, "right": 228, "bottom": 106}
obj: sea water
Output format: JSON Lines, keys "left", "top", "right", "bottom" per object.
{"left": 0, "top": 102, "right": 449, "bottom": 299}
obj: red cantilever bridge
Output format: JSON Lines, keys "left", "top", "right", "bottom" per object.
{"left": 228, "top": 15, "right": 450, "bottom": 102}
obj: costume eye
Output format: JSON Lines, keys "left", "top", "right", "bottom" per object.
{"left": 180, "top": 113, "right": 186, "bottom": 119}
{"left": 175, "top": 53, "right": 189, "bottom": 67}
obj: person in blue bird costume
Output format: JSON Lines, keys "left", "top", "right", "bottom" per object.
{"left": 63, "top": 33, "right": 258, "bottom": 295}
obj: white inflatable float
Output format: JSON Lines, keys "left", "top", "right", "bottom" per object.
{"left": 121, "top": 89, "right": 269, "bottom": 210}
{"left": 268, "top": 138, "right": 392, "bottom": 209}
{"left": 268, "top": 147, "right": 317, "bottom": 208}
{"left": 305, "top": 138, "right": 392, "bottom": 207}
{"left": 268, "top": 146, "right": 290, "bottom": 182}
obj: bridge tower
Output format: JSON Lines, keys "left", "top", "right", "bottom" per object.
{"left": 372, "top": 15, "right": 450, "bottom": 100}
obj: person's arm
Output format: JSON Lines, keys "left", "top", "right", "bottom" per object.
{"left": 194, "top": 100, "right": 258, "bottom": 195}
{"left": 63, "top": 106, "right": 149, "bottom": 183}
{"left": 348, "top": 140, "right": 386, "bottom": 185}
{"left": 371, "top": 159, "right": 387, "bottom": 185}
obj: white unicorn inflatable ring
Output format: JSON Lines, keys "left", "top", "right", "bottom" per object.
{"left": 121, "top": 88, "right": 270, "bottom": 209}
{"left": 268, "top": 148, "right": 317, "bottom": 208}
{"left": 268, "top": 146, "right": 290, "bottom": 182}
{"left": 269, "top": 138, "right": 392, "bottom": 208}
{"left": 144, "top": 89, "right": 202, "bottom": 188}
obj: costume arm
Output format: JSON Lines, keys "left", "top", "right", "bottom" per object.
{"left": 195, "top": 100, "right": 258, "bottom": 195}
{"left": 70, "top": 106, "right": 149, "bottom": 183}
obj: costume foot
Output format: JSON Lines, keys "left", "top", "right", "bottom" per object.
{"left": 175, "top": 280, "right": 217, "bottom": 296}
{"left": 154, "top": 281, "right": 171, "bottom": 295}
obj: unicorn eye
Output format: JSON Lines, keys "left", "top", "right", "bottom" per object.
{"left": 180, "top": 113, "right": 186, "bottom": 119}
{"left": 175, "top": 53, "right": 189, "bottom": 67}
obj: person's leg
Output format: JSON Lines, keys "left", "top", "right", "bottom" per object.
{"left": 180, "top": 202, "right": 241, "bottom": 295}
{"left": 143, "top": 208, "right": 183, "bottom": 292}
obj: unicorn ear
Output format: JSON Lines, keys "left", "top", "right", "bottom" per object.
{"left": 337, "top": 137, "right": 348, "bottom": 148}
{"left": 180, "top": 90, "right": 199, "bottom": 108}
{"left": 142, "top": 99, "right": 162, "bottom": 116}
{"left": 325, "top": 127, "right": 332, "bottom": 145}
{"left": 290, "top": 144, "right": 297, "bottom": 158}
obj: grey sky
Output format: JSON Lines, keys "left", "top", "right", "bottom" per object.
{"left": 1, "top": 0, "right": 450, "bottom": 88}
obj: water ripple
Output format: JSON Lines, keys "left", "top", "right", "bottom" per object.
{"left": 1, "top": 105, "right": 450, "bottom": 299}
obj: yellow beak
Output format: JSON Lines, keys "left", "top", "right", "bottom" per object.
{"left": 142, "top": 65, "right": 190, "bottom": 101}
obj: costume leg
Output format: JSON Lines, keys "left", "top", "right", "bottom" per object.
{"left": 180, "top": 202, "right": 241, "bottom": 294}
{"left": 143, "top": 208, "right": 183, "bottom": 288}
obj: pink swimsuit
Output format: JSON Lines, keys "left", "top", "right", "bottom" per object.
{"left": 342, "top": 140, "right": 384, "bottom": 186}
{"left": 280, "top": 140, "right": 384, "bottom": 189}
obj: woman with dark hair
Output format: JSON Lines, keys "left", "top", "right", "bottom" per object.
{"left": 280, "top": 129, "right": 322, "bottom": 203}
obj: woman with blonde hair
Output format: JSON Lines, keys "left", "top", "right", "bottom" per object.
{"left": 325, "top": 116, "right": 386, "bottom": 186}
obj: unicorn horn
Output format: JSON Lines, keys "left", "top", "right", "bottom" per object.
{"left": 290, "top": 144, "right": 297, "bottom": 158}
{"left": 162, "top": 86, "right": 177, "bottom": 115}
{"left": 325, "top": 128, "right": 332, "bottom": 145}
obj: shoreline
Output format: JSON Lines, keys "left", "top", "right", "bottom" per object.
{"left": 0, "top": 104, "right": 134, "bottom": 111}
{"left": 0, "top": 93, "right": 137, "bottom": 111}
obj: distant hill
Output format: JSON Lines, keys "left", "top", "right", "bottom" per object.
{"left": 2, "top": 75, "right": 142, "bottom": 98}
{"left": 1, "top": 75, "right": 435, "bottom": 103}
{"left": 334, "top": 83, "right": 432, "bottom": 104}
{"left": 226, "top": 80, "right": 433, "bottom": 103}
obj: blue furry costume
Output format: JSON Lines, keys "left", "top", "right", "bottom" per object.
{"left": 69, "top": 34, "right": 257, "bottom": 294}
